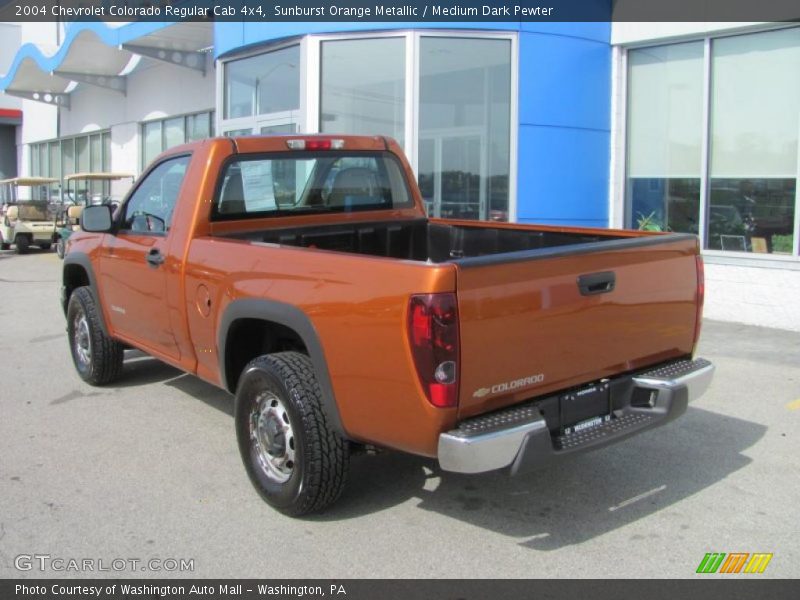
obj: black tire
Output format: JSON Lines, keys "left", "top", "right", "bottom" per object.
{"left": 0, "top": 242, "right": 9, "bottom": 250}
{"left": 56, "top": 238, "right": 65, "bottom": 259}
{"left": 39, "top": 242, "right": 51, "bottom": 251}
{"left": 235, "top": 351, "right": 349, "bottom": 516}
{"left": 66, "top": 287, "right": 124, "bottom": 385}
{"left": 15, "top": 235, "right": 29, "bottom": 254}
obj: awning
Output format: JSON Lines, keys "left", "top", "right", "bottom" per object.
{"left": 0, "top": 22, "right": 212, "bottom": 109}
{"left": 0, "top": 108, "right": 22, "bottom": 125}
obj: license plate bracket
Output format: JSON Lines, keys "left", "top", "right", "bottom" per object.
{"left": 560, "top": 381, "right": 610, "bottom": 435}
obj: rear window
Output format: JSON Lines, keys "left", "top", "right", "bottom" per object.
{"left": 213, "top": 152, "right": 412, "bottom": 219}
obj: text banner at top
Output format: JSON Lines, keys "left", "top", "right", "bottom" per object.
{"left": 1, "top": 0, "right": 800, "bottom": 23}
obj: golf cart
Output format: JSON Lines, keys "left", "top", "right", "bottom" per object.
{"left": 55, "top": 172, "right": 134, "bottom": 258}
{"left": 0, "top": 177, "right": 59, "bottom": 253}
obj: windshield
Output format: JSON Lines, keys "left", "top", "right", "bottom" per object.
{"left": 213, "top": 151, "right": 413, "bottom": 219}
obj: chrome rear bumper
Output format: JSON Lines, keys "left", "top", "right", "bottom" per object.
{"left": 438, "top": 358, "right": 715, "bottom": 475}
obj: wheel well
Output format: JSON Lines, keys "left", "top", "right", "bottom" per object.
{"left": 224, "top": 318, "right": 308, "bottom": 393}
{"left": 63, "top": 264, "right": 90, "bottom": 306}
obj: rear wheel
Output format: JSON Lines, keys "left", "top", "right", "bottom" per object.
{"left": 67, "top": 287, "right": 124, "bottom": 385}
{"left": 14, "top": 235, "right": 29, "bottom": 254}
{"left": 56, "top": 238, "right": 65, "bottom": 258}
{"left": 235, "top": 352, "right": 349, "bottom": 516}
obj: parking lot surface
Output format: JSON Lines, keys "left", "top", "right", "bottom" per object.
{"left": 1, "top": 251, "right": 798, "bottom": 578}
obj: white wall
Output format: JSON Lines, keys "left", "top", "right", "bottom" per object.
{"left": 611, "top": 22, "right": 765, "bottom": 46}
{"left": 705, "top": 263, "right": 800, "bottom": 331}
{"left": 58, "top": 54, "right": 215, "bottom": 183}
{"left": 59, "top": 54, "right": 215, "bottom": 139}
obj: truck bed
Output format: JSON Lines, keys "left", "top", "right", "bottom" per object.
{"left": 217, "top": 217, "right": 641, "bottom": 263}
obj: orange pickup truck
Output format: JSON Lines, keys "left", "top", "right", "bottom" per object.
{"left": 62, "top": 135, "right": 714, "bottom": 516}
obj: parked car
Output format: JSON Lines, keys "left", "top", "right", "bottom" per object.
{"left": 62, "top": 135, "right": 713, "bottom": 515}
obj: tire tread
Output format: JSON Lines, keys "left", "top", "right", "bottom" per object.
{"left": 242, "top": 351, "right": 349, "bottom": 515}
{"left": 68, "top": 287, "right": 124, "bottom": 385}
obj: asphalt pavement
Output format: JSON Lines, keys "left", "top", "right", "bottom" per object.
{"left": 1, "top": 250, "right": 798, "bottom": 578}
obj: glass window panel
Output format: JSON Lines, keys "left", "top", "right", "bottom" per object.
{"left": 214, "top": 152, "right": 411, "bottom": 218}
{"left": 102, "top": 132, "right": 111, "bottom": 172}
{"left": 626, "top": 42, "right": 704, "bottom": 234}
{"left": 225, "top": 45, "right": 300, "bottom": 119}
{"left": 418, "top": 37, "right": 511, "bottom": 221}
{"left": 163, "top": 117, "right": 186, "bottom": 150}
{"left": 260, "top": 123, "right": 296, "bottom": 134}
{"left": 31, "top": 144, "right": 40, "bottom": 176}
{"left": 142, "top": 121, "right": 163, "bottom": 168}
{"left": 186, "top": 112, "right": 211, "bottom": 141}
{"left": 123, "top": 156, "right": 190, "bottom": 233}
{"left": 89, "top": 135, "right": 103, "bottom": 196}
{"left": 48, "top": 142, "right": 60, "bottom": 201}
{"left": 628, "top": 43, "right": 704, "bottom": 179}
{"left": 709, "top": 28, "right": 800, "bottom": 253}
{"left": 62, "top": 138, "right": 75, "bottom": 177}
{"left": 224, "top": 128, "right": 253, "bottom": 137}
{"left": 711, "top": 29, "right": 800, "bottom": 178}
{"left": 39, "top": 144, "right": 48, "bottom": 177}
{"left": 75, "top": 137, "right": 89, "bottom": 173}
{"left": 90, "top": 135, "right": 102, "bottom": 171}
{"left": 320, "top": 38, "right": 405, "bottom": 146}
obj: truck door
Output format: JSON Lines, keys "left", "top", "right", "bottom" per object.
{"left": 97, "top": 155, "right": 191, "bottom": 361}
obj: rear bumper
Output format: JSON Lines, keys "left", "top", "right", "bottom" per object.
{"left": 438, "top": 358, "right": 714, "bottom": 475}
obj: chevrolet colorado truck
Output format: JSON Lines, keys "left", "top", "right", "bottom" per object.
{"left": 62, "top": 135, "right": 714, "bottom": 516}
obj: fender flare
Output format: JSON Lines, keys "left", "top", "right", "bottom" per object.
{"left": 62, "top": 251, "right": 110, "bottom": 336}
{"left": 217, "top": 298, "right": 345, "bottom": 437}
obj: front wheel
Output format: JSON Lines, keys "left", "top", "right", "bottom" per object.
{"left": 56, "top": 238, "right": 65, "bottom": 258}
{"left": 235, "top": 352, "right": 349, "bottom": 516}
{"left": 14, "top": 235, "right": 29, "bottom": 254}
{"left": 66, "top": 287, "right": 124, "bottom": 385}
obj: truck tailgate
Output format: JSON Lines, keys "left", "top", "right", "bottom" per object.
{"left": 455, "top": 236, "right": 700, "bottom": 418}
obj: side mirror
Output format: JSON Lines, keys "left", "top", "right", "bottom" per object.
{"left": 81, "top": 205, "right": 114, "bottom": 233}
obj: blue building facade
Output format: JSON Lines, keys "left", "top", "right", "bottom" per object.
{"left": 0, "top": 20, "right": 611, "bottom": 227}
{"left": 215, "top": 21, "right": 611, "bottom": 227}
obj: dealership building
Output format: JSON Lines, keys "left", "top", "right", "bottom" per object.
{"left": 1, "top": 19, "right": 798, "bottom": 330}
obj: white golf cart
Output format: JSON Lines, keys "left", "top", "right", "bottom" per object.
{"left": 55, "top": 172, "right": 134, "bottom": 258}
{"left": 0, "top": 177, "right": 59, "bottom": 253}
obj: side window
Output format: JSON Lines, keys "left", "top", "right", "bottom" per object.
{"left": 122, "top": 156, "right": 190, "bottom": 233}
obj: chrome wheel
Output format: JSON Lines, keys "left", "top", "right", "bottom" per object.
{"left": 73, "top": 310, "right": 92, "bottom": 369}
{"left": 250, "top": 391, "right": 295, "bottom": 483}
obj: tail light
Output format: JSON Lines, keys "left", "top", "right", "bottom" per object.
{"left": 407, "top": 293, "right": 460, "bottom": 408}
{"left": 286, "top": 139, "right": 345, "bottom": 151}
{"left": 693, "top": 254, "right": 705, "bottom": 350}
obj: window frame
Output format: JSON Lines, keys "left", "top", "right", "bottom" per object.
{"left": 139, "top": 110, "right": 215, "bottom": 170}
{"left": 618, "top": 24, "right": 800, "bottom": 264}
{"left": 28, "top": 130, "right": 111, "bottom": 201}
{"left": 118, "top": 153, "right": 192, "bottom": 237}
{"left": 215, "top": 29, "right": 519, "bottom": 222}
{"left": 210, "top": 150, "right": 415, "bottom": 222}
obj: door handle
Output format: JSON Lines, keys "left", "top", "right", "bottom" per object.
{"left": 146, "top": 248, "right": 165, "bottom": 267}
{"left": 577, "top": 271, "right": 616, "bottom": 296}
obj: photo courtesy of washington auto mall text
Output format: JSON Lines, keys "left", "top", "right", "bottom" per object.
{"left": 1, "top": 0, "right": 799, "bottom": 598}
